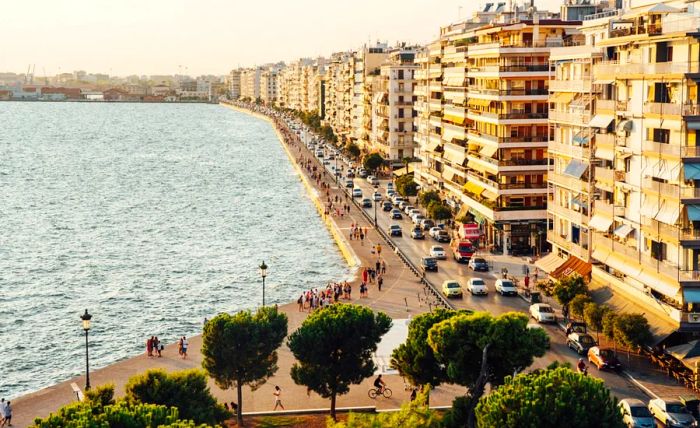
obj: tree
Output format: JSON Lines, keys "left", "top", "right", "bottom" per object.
{"left": 124, "top": 369, "right": 228, "bottom": 426}
{"left": 475, "top": 367, "right": 625, "bottom": 428}
{"left": 584, "top": 302, "right": 609, "bottom": 343}
{"left": 201, "top": 306, "right": 288, "bottom": 425}
{"left": 31, "top": 385, "right": 210, "bottom": 428}
{"left": 396, "top": 174, "right": 418, "bottom": 197}
{"left": 602, "top": 310, "right": 619, "bottom": 352}
{"left": 426, "top": 201, "right": 452, "bottom": 220}
{"left": 427, "top": 311, "right": 547, "bottom": 428}
{"left": 614, "top": 313, "right": 652, "bottom": 360}
{"left": 345, "top": 142, "right": 361, "bottom": 159}
{"left": 327, "top": 388, "right": 440, "bottom": 428}
{"left": 363, "top": 153, "right": 384, "bottom": 172}
{"left": 418, "top": 190, "right": 441, "bottom": 207}
{"left": 287, "top": 304, "right": 392, "bottom": 420}
{"left": 569, "top": 294, "right": 593, "bottom": 320}
{"left": 391, "top": 309, "right": 466, "bottom": 389}
{"left": 552, "top": 274, "right": 587, "bottom": 312}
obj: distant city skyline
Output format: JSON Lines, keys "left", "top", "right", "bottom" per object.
{"left": 0, "top": 0, "right": 563, "bottom": 76}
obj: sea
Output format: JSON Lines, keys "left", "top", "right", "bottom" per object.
{"left": 0, "top": 102, "right": 350, "bottom": 399}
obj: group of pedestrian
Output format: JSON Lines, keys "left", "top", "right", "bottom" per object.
{"left": 296, "top": 282, "right": 353, "bottom": 312}
{"left": 146, "top": 336, "right": 162, "bottom": 358}
{"left": 349, "top": 224, "right": 367, "bottom": 244}
{"left": 177, "top": 336, "right": 188, "bottom": 359}
{"left": 0, "top": 398, "right": 12, "bottom": 427}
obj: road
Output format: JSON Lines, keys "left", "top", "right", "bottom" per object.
{"left": 306, "top": 138, "right": 647, "bottom": 403}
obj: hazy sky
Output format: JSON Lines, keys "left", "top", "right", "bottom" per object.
{"left": 0, "top": 0, "right": 562, "bottom": 76}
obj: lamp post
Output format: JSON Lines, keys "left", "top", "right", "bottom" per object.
{"left": 80, "top": 309, "right": 92, "bottom": 391}
{"left": 259, "top": 261, "right": 268, "bottom": 306}
{"left": 374, "top": 199, "right": 379, "bottom": 228}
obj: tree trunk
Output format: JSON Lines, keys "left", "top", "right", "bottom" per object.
{"left": 236, "top": 382, "right": 243, "bottom": 426}
{"left": 467, "top": 343, "right": 491, "bottom": 428}
{"left": 330, "top": 392, "right": 337, "bottom": 421}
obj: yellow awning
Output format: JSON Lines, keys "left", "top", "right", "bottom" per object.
{"left": 463, "top": 180, "right": 485, "bottom": 196}
{"left": 468, "top": 98, "right": 491, "bottom": 108}
{"left": 550, "top": 92, "right": 575, "bottom": 104}
{"left": 443, "top": 114, "right": 466, "bottom": 125}
{"left": 480, "top": 145, "right": 498, "bottom": 158}
{"left": 467, "top": 159, "right": 490, "bottom": 174}
{"left": 482, "top": 189, "right": 498, "bottom": 201}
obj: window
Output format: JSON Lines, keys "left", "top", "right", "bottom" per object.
{"left": 398, "top": 109, "right": 404, "bottom": 118}
{"left": 509, "top": 197, "right": 524, "bottom": 207}
{"left": 651, "top": 240, "right": 666, "bottom": 261}
{"left": 649, "top": 128, "right": 670, "bottom": 144}
{"left": 398, "top": 70, "right": 404, "bottom": 79}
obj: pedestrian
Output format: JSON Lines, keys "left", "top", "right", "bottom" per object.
{"left": 2, "top": 401, "right": 11, "bottom": 427}
{"left": 378, "top": 275, "right": 383, "bottom": 291}
{"left": 360, "top": 231, "right": 365, "bottom": 245}
{"left": 375, "top": 260, "right": 381, "bottom": 272}
{"left": 154, "top": 336, "right": 162, "bottom": 357}
{"left": 381, "top": 260, "right": 386, "bottom": 274}
{"left": 524, "top": 275, "right": 530, "bottom": 289}
{"left": 377, "top": 244, "right": 382, "bottom": 256}
{"left": 181, "top": 336, "right": 188, "bottom": 359}
{"left": 146, "top": 336, "right": 153, "bottom": 357}
{"left": 0, "top": 398, "right": 5, "bottom": 426}
{"left": 178, "top": 337, "right": 183, "bottom": 356}
{"left": 273, "top": 386, "right": 284, "bottom": 410}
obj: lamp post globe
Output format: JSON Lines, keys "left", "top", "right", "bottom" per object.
{"left": 80, "top": 309, "right": 92, "bottom": 391}
{"left": 259, "top": 261, "right": 268, "bottom": 306}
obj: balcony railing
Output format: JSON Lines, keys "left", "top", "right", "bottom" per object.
{"left": 549, "top": 79, "right": 593, "bottom": 93}
{"left": 468, "top": 40, "right": 564, "bottom": 51}
{"left": 594, "top": 167, "right": 614, "bottom": 182}
{"left": 548, "top": 202, "right": 588, "bottom": 225}
{"left": 594, "top": 61, "right": 699, "bottom": 76}
{"left": 549, "top": 171, "right": 590, "bottom": 192}
{"left": 469, "top": 88, "right": 549, "bottom": 96}
{"left": 595, "top": 99, "right": 615, "bottom": 111}
{"left": 642, "top": 140, "right": 683, "bottom": 157}
{"left": 548, "top": 109, "right": 592, "bottom": 124}
{"left": 548, "top": 141, "right": 591, "bottom": 159}
{"left": 471, "top": 110, "right": 548, "bottom": 120}
{"left": 468, "top": 151, "right": 550, "bottom": 168}
{"left": 594, "top": 200, "right": 624, "bottom": 217}
{"left": 469, "top": 64, "right": 551, "bottom": 73}
{"left": 644, "top": 102, "right": 683, "bottom": 116}
{"left": 594, "top": 132, "right": 616, "bottom": 147}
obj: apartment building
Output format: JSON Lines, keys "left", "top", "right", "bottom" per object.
{"left": 228, "top": 69, "right": 241, "bottom": 99}
{"left": 325, "top": 52, "right": 355, "bottom": 144}
{"left": 350, "top": 43, "right": 389, "bottom": 151}
{"left": 370, "top": 48, "right": 419, "bottom": 161}
{"left": 240, "top": 68, "right": 261, "bottom": 101}
{"left": 260, "top": 67, "right": 279, "bottom": 105}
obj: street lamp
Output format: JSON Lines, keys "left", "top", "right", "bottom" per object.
{"left": 80, "top": 309, "right": 92, "bottom": 391}
{"left": 374, "top": 199, "right": 379, "bottom": 228}
{"left": 259, "top": 261, "right": 268, "bottom": 306}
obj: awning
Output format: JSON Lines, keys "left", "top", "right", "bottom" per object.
{"left": 463, "top": 180, "right": 485, "bottom": 196}
{"left": 467, "top": 159, "right": 491, "bottom": 174}
{"left": 688, "top": 121, "right": 700, "bottom": 131}
{"left": 638, "top": 268, "right": 680, "bottom": 299}
{"left": 688, "top": 205, "right": 700, "bottom": 221}
{"left": 480, "top": 144, "right": 498, "bottom": 158}
{"left": 571, "top": 196, "right": 586, "bottom": 209}
{"left": 444, "top": 76, "right": 466, "bottom": 87}
{"left": 589, "top": 214, "right": 614, "bottom": 232}
{"left": 425, "top": 141, "right": 441, "bottom": 153}
{"left": 393, "top": 164, "right": 415, "bottom": 177}
{"left": 602, "top": 252, "right": 643, "bottom": 278}
{"left": 443, "top": 143, "right": 467, "bottom": 165}
{"left": 613, "top": 223, "right": 634, "bottom": 239}
{"left": 551, "top": 255, "right": 592, "bottom": 280}
{"left": 595, "top": 147, "right": 615, "bottom": 161}
{"left": 655, "top": 202, "right": 680, "bottom": 226}
{"left": 550, "top": 92, "right": 575, "bottom": 103}
{"left": 684, "top": 288, "right": 700, "bottom": 304}
{"left": 563, "top": 159, "right": 588, "bottom": 178}
{"left": 685, "top": 164, "right": 700, "bottom": 180}
{"left": 594, "top": 79, "right": 614, "bottom": 85}
{"left": 482, "top": 189, "right": 499, "bottom": 201}
{"left": 591, "top": 247, "right": 610, "bottom": 264}
{"left": 649, "top": 159, "right": 681, "bottom": 181}
{"left": 618, "top": 120, "right": 633, "bottom": 133}
{"left": 444, "top": 114, "right": 466, "bottom": 125}
{"left": 468, "top": 98, "right": 491, "bottom": 108}
{"left": 535, "top": 252, "right": 566, "bottom": 274}
{"left": 640, "top": 196, "right": 661, "bottom": 218}
{"left": 589, "top": 114, "right": 614, "bottom": 128}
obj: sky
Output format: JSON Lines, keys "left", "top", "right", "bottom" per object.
{"left": 0, "top": 0, "right": 562, "bottom": 77}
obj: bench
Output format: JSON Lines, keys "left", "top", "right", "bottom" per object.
{"left": 70, "top": 382, "right": 84, "bottom": 402}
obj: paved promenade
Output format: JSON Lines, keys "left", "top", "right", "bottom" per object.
{"left": 10, "top": 105, "right": 461, "bottom": 427}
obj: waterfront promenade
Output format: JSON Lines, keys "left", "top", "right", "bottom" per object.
{"left": 10, "top": 104, "right": 462, "bottom": 427}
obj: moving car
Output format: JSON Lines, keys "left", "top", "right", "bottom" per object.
{"left": 411, "top": 227, "right": 425, "bottom": 239}
{"left": 372, "top": 191, "right": 382, "bottom": 201}
{"left": 467, "top": 278, "right": 488, "bottom": 295}
{"left": 361, "top": 198, "right": 372, "bottom": 208}
{"left": 387, "top": 182, "right": 394, "bottom": 190}
{"left": 404, "top": 205, "right": 416, "bottom": 215}
{"left": 529, "top": 303, "right": 556, "bottom": 323}
{"left": 420, "top": 219, "right": 435, "bottom": 231}
{"left": 434, "top": 230, "right": 451, "bottom": 243}
{"left": 587, "top": 346, "right": 622, "bottom": 371}
{"left": 495, "top": 279, "right": 517, "bottom": 296}
{"left": 566, "top": 332, "right": 597, "bottom": 355}
{"left": 618, "top": 399, "right": 655, "bottom": 428}
{"left": 452, "top": 240, "right": 475, "bottom": 263}
{"left": 442, "top": 280, "right": 463, "bottom": 298}
{"left": 468, "top": 257, "right": 489, "bottom": 272}
{"left": 421, "top": 257, "right": 438, "bottom": 272}
{"left": 428, "top": 227, "right": 443, "bottom": 238}
{"left": 388, "top": 224, "right": 403, "bottom": 237}
{"left": 345, "top": 179, "right": 354, "bottom": 188}
{"left": 368, "top": 176, "right": 379, "bottom": 186}
{"left": 358, "top": 168, "right": 368, "bottom": 178}
{"left": 352, "top": 188, "right": 362, "bottom": 198}
{"left": 412, "top": 214, "right": 426, "bottom": 225}
{"left": 430, "top": 245, "right": 447, "bottom": 259}
{"left": 386, "top": 190, "right": 395, "bottom": 198}
{"left": 391, "top": 209, "right": 403, "bottom": 219}
{"left": 382, "top": 201, "right": 393, "bottom": 211}
{"left": 315, "top": 150, "right": 324, "bottom": 158}
{"left": 398, "top": 201, "right": 409, "bottom": 210}
{"left": 648, "top": 398, "right": 698, "bottom": 428}
{"left": 346, "top": 170, "right": 355, "bottom": 178}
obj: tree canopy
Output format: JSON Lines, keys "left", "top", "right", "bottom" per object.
{"left": 396, "top": 174, "right": 418, "bottom": 197}
{"left": 427, "top": 201, "right": 453, "bottom": 220}
{"left": 569, "top": 294, "right": 593, "bottom": 320}
{"left": 345, "top": 142, "right": 361, "bottom": 159}
{"left": 475, "top": 367, "right": 625, "bottom": 428}
{"left": 287, "top": 303, "right": 392, "bottom": 420}
{"left": 551, "top": 274, "right": 587, "bottom": 310}
{"left": 613, "top": 313, "right": 652, "bottom": 352}
{"left": 584, "top": 302, "right": 609, "bottom": 342}
{"left": 201, "top": 306, "right": 288, "bottom": 425}
{"left": 418, "top": 190, "right": 441, "bottom": 207}
{"left": 363, "top": 153, "right": 385, "bottom": 172}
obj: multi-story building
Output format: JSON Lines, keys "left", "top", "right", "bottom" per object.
{"left": 350, "top": 43, "right": 389, "bottom": 151}
{"left": 370, "top": 47, "right": 419, "bottom": 161}
{"left": 260, "top": 67, "right": 279, "bottom": 105}
{"left": 240, "top": 68, "right": 261, "bottom": 101}
{"left": 228, "top": 69, "right": 241, "bottom": 100}
{"left": 325, "top": 51, "right": 355, "bottom": 144}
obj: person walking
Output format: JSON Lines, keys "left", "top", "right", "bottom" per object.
{"left": 359, "top": 231, "right": 364, "bottom": 245}
{"left": 273, "top": 386, "right": 284, "bottom": 410}
{"left": 2, "top": 401, "right": 11, "bottom": 427}
{"left": 146, "top": 336, "right": 153, "bottom": 357}
{"left": 0, "top": 398, "right": 5, "bottom": 426}
{"left": 378, "top": 274, "right": 383, "bottom": 291}
{"left": 178, "top": 337, "right": 183, "bottom": 356}
{"left": 181, "top": 336, "right": 188, "bottom": 359}
{"left": 154, "top": 337, "right": 162, "bottom": 357}
{"left": 381, "top": 260, "right": 386, "bottom": 274}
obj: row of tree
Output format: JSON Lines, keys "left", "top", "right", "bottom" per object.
{"left": 418, "top": 190, "right": 453, "bottom": 221}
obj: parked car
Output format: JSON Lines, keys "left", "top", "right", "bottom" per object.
{"left": 411, "top": 227, "right": 425, "bottom": 239}
{"left": 567, "top": 332, "right": 597, "bottom": 355}
{"left": 420, "top": 218, "right": 435, "bottom": 230}
{"left": 430, "top": 245, "right": 447, "bottom": 259}
{"left": 588, "top": 346, "right": 622, "bottom": 371}
{"left": 388, "top": 224, "right": 403, "bottom": 237}
{"left": 358, "top": 168, "right": 368, "bottom": 178}
{"left": 434, "top": 230, "right": 451, "bottom": 243}
{"left": 315, "top": 150, "right": 324, "bottom": 158}
{"left": 392, "top": 195, "right": 405, "bottom": 205}
{"left": 648, "top": 398, "right": 698, "bottom": 428}
{"left": 361, "top": 198, "right": 372, "bottom": 208}
{"left": 386, "top": 190, "right": 396, "bottom": 198}
{"left": 372, "top": 191, "right": 382, "bottom": 201}
{"left": 442, "top": 280, "right": 463, "bottom": 298}
{"left": 429, "top": 227, "right": 443, "bottom": 239}
{"left": 421, "top": 257, "right": 438, "bottom": 272}
{"left": 387, "top": 182, "right": 394, "bottom": 190}
{"left": 404, "top": 205, "right": 416, "bottom": 215}
{"left": 495, "top": 279, "right": 518, "bottom": 296}
{"left": 345, "top": 179, "right": 354, "bottom": 188}
{"left": 368, "top": 176, "right": 379, "bottom": 186}
{"left": 618, "top": 398, "right": 655, "bottom": 428}
{"left": 391, "top": 209, "right": 403, "bottom": 219}
{"left": 529, "top": 303, "right": 556, "bottom": 323}
{"left": 398, "top": 201, "right": 409, "bottom": 210}
{"left": 468, "top": 257, "right": 489, "bottom": 271}
{"left": 382, "top": 201, "right": 393, "bottom": 211}
{"left": 467, "top": 278, "right": 488, "bottom": 295}
{"left": 352, "top": 188, "right": 362, "bottom": 198}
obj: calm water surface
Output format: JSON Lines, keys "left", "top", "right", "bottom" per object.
{"left": 0, "top": 102, "right": 349, "bottom": 398}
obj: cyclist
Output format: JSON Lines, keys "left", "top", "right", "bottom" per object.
{"left": 374, "top": 374, "right": 386, "bottom": 394}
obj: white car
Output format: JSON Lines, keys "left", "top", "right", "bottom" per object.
{"left": 387, "top": 182, "right": 394, "bottom": 190}
{"left": 412, "top": 214, "right": 426, "bottom": 225}
{"left": 429, "top": 227, "right": 443, "bottom": 238}
{"left": 404, "top": 205, "right": 416, "bottom": 215}
{"left": 352, "top": 188, "right": 362, "bottom": 198}
{"left": 429, "top": 245, "right": 446, "bottom": 260}
{"left": 494, "top": 279, "right": 518, "bottom": 296}
{"left": 368, "top": 176, "right": 379, "bottom": 186}
{"left": 529, "top": 303, "right": 557, "bottom": 323}
{"left": 618, "top": 399, "right": 655, "bottom": 428}
{"left": 467, "top": 278, "right": 488, "bottom": 295}
{"left": 372, "top": 191, "right": 382, "bottom": 201}
{"left": 648, "top": 398, "right": 697, "bottom": 428}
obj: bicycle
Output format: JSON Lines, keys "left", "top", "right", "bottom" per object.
{"left": 368, "top": 386, "right": 392, "bottom": 399}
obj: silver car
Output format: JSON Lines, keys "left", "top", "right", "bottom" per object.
{"left": 649, "top": 398, "right": 698, "bottom": 428}
{"left": 619, "top": 398, "right": 655, "bottom": 428}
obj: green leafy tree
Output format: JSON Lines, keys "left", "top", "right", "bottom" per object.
{"left": 396, "top": 174, "right": 418, "bottom": 197}
{"left": 322, "top": 125, "right": 337, "bottom": 143}
{"left": 288, "top": 304, "right": 392, "bottom": 421}
{"left": 614, "top": 313, "right": 652, "bottom": 360}
{"left": 363, "top": 153, "right": 385, "bottom": 172}
{"left": 569, "top": 294, "right": 593, "bottom": 320}
{"left": 31, "top": 385, "right": 210, "bottom": 428}
{"left": 418, "top": 191, "right": 441, "bottom": 207}
{"left": 584, "top": 302, "right": 610, "bottom": 343}
{"left": 326, "top": 388, "right": 440, "bottom": 428}
{"left": 475, "top": 367, "right": 625, "bottom": 428}
{"left": 426, "top": 201, "right": 452, "bottom": 220}
{"left": 427, "top": 311, "right": 547, "bottom": 428}
{"left": 602, "top": 310, "right": 619, "bottom": 352}
{"left": 124, "top": 369, "right": 228, "bottom": 425}
{"left": 345, "top": 142, "right": 361, "bottom": 159}
{"left": 552, "top": 274, "right": 587, "bottom": 311}
{"left": 201, "top": 306, "right": 288, "bottom": 425}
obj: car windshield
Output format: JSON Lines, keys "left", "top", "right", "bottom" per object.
{"left": 391, "top": 225, "right": 400, "bottom": 230}
{"left": 599, "top": 349, "right": 615, "bottom": 359}
{"left": 539, "top": 306, "right": 554, "bottom": 313}
{"left": 433, "top": 247, "right": 444, "bottom": 252}
{"left": 579, "top": 336, "right": 595, "bottom": 345}
{"left": 501, "top": 280, "right": 514, "bottom": 288}
{"left": 474, "top": 258, "right": 486, "bottom": 263}
{"left": 629, "top": 406, "right": 652, "bottom": 417}
{"left": 667, "top": 404, "right": 689, "bottom": 414}
{"left": 472, "top": 279, "right": 485, "bottom": 285}
{"left": 423, "top": 258, "right": 436, "bottom": 264}
{"left": 447, "top": 282, "right": 459, "bottom": 288}
{"left": 458, "top": 244, "right": 473, "bottom": 251}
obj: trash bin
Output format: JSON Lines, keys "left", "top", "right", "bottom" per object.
{"left": 530, "top": 291, "right": 541, "bottom": 303}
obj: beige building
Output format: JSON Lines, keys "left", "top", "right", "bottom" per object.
{"left": 228, "top": 69, "right": 241, "bottom": 100}
{"left": 240, "top": 68, "right": 261, "bottom": 101}
{"left": 260, "top": 67, "right": 279, "bottom": 105}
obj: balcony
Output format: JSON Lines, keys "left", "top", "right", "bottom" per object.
{"left": 467, "top": 130, "right": 551, "bottom": 147}
{"left": 548, "top": 232, "right": 589, "bottom": 260}
{"left": 642, "top": 140, "right": 683, "bottom": 157}
{"left": 548, "top": 202, "right": 588, "bottom": 226}
{"left": 469, "top": 64, "right": 550, "bottom": 73}
{"left": 594, "top": 132, "right": 616, "bottom": 147}
{"left": 644, "top": 102, "right": 683, "bottom": 116}
{"left": 594, "top": 166, "right": 615, "bottom": 182}
{"left": 594, "top": 200, "right": 624, "bottom": 217}
{"left": 468, "top": 88, "right": 549, "bottom": 97}
{"left": 469, "top": 110, "right": 548, "bottom": 122}
{"left": 594, "top": 61, "right": 699, "bottom": 77}
{"left": 549, "top": 171, "right": 590, "bottom": 192}
{"left": 549, "top": 79, "right": 593, "bottom": 93}
{"left": 468, "top": 151, "right": 550, "bottom": 169}
{"left": 548, "top": 109, "right": 592, "bottom": 124}
{"left": 548, "top": 141, "right": 591, "bottom": 159}
{"left": 641, "top": 216, "right": 681, "bottom": 243}
{"left": 595, "top": 99, "right": 615, "bottom": 112}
